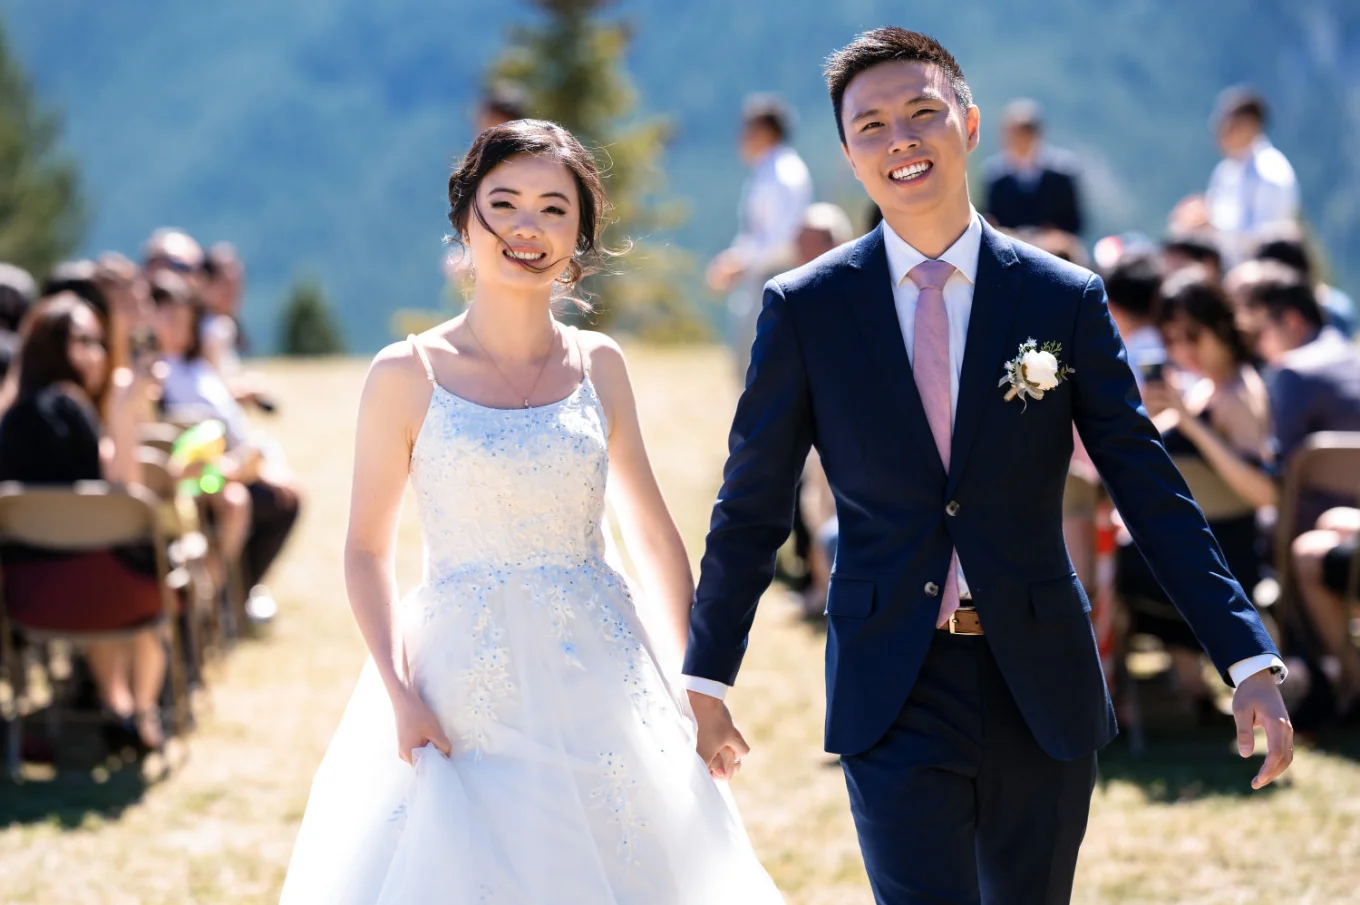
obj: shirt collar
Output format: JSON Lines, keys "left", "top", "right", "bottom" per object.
{"left": 882, "top": 209, "right": 983, "bottom": 288}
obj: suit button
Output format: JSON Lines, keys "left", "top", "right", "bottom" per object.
{"left": 946, "top": 500, "right": 961, "bottom": 516}
{"left": 924, "top": 582, "right": 940, "bottom": 597}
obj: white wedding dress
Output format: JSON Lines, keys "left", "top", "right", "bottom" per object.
{"left": 279, "top": 334, "right": 782, "bottom": 904}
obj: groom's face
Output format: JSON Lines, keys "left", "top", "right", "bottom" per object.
{"left": 840, "top": 61, "right": 979, "bottom": 221}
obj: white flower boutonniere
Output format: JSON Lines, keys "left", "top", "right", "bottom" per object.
{"left": 999, "top": 338, "right": 1074, "bottom": 409}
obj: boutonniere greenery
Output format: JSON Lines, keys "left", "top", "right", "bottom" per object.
{"left": 999, "top": 339, "right": 1074, "bottom": 409}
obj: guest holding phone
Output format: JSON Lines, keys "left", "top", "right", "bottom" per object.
{"left": 1117, "top": 267, "right": 1276, "bottom": 718}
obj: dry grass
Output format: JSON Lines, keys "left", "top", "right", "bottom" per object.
{"left": 2, "top": 347, "right": 1359, "bottom": 903}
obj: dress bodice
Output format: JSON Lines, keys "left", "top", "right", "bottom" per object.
{"left": 408, "top": 347, "right": 610, "bottom": 582}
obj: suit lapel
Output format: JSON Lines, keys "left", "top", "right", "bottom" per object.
{"left": 948, "top": 223, "right": 1021, "bottom": 497}
{"left": 846, "top": 226, "right": 947, "bottom": 485}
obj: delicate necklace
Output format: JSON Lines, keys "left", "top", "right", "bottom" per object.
{"left": 464, "top": 317, "right": 559, "bottom": 408}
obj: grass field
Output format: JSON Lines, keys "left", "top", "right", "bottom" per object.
{"left": 3, "top": 347, "right": 1359, "bottom": 904}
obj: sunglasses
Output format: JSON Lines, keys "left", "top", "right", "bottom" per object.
{"left": 69, "top": 331, "right": 105, "bottom": 349}
{"left": 148, "top": 256, "right": 200, "bottom": 275}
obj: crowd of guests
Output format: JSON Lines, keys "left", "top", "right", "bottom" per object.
{"left": 0, "top": 231, "right": 300, "bottom": 760}
{"left": 713, "top": 83, "right": 1360, "bottom": 733}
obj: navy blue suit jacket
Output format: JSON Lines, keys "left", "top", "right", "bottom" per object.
{"left": 984, "top": 152, "right": 1084, "bottom": 236}
{"left": 684, "top": 222, "right": 1278, "bottom": 760}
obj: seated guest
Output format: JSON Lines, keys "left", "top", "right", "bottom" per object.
{"left": 1292, "top": 507, "right": 1360, "bottom": 723}
{"left": 0, "top": 294, "right": 168, "bottom": 753}
{"left": 1012, "top": 227, "right": 1089, "bottom": 268}
{"left": 1222, "top": 259, "right": 1276, "bottom": 355}
{"left": 151, "top": 273, "right": 299, "bottom": 616}
{"left": 1119, "top": 269, "right": 1276, "bottom": 716}
{"left": 1162, "top": 230, "right": 1224, "bottom": 283}
{"left": 1250, "top": 225, "right": 1357, "bottom": 340}
{"left": 0, "top": 263, "right": 37, "bottom": 382}
{"left": 983, "top": 98, "right": 1083, "bottom": 235}
{"left": 1243, "top": 264, "right": 1360, "bottom": 532}
{"left": 1103, "top": 251, "right": 1166, "bottom": 389}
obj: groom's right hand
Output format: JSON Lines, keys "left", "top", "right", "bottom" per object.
{"left": 688, "top": 690, "right": 751, "bottom": 780}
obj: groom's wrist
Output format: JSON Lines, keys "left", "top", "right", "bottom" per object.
{"left": 682, "top": 674, "right": 731, "bottom": 701}
{"left": 1228, "top": 654, "right": 1287, "bottom": 688}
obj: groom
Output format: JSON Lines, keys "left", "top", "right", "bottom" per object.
{"left": 683, "top": 27, "right": 1294, "bottom": 905}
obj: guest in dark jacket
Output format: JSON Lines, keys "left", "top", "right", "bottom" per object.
{"left": 982, "top": 98, "right": 1084, "bottom": 236}
{"left": 0, "top": 293, "right": 168, "bottom": 752}
{"left": 1242, "top": 265, "right": 1360, "bottom": 533}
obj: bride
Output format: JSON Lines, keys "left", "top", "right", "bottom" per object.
{"left": 278, "top": 119, "right": 783, "bottom": 904}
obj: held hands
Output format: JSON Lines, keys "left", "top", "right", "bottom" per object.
{"left": 687, "top": 690, "right": 751, "bottom": 780}
{"left": 1231, "top": 669, "right": 1294, "bottom": 790}
{"left": 391, "top": 685, "right": 452, "bottom": 765}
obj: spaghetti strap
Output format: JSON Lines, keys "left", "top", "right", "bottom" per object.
{"left": 407, "top": 334, "right": 436, "bottom": 385}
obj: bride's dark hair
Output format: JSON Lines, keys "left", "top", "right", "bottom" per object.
{"left": 447, "top": 119, "right": 616, "bottom": 298}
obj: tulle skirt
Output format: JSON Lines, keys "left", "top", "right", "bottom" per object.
{"left": 279, "top": 560, "right": 782, "bottom": 904}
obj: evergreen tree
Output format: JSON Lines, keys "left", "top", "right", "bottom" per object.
{"left": 490, "top": 0, "right": 705, "bottom": 339}
{"left": 0, "top": 19, "right": 86, "bottom": 278}
{"left": 278, "top": 277, "right": 346, "bottom": 356}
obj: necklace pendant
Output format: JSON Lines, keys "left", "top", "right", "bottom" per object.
{"left": 523, "top": 398, "right": 530, "bottom": 409}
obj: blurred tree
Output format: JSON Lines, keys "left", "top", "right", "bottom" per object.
{"left": 489, "top": 0, "right": 707, "bottom": 340}
{"left": 0, "top": 19, "right": 85, "bottom": 278}
{"left": 278, "top": 277, "right": 346, "bottom": 356}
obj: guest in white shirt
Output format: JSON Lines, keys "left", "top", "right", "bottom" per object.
{"left": 1205, "top": 86, "right": 1299, "bottom": 265}
{"left": 151, "top": 271, "right": 300, "bottom": 622}
{"left": 706, "top": 94, "right": 812, "bottom": 380}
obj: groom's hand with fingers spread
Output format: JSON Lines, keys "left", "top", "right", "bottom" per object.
{"left": 688, "top": 690, "right": 751, "bottom": 780}
{"left": 1232, "top": 670, "right": 1294, "bottom": 789}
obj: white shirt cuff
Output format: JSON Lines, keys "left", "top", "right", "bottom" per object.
{"left": 682, "top": 675, "right": 731, "bottom": 701}
{"left": 1227, "top": 654, "right": 1287, "bottom": 688}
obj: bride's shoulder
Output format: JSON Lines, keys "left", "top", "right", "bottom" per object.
{"left": 574, "top": 328, "right": 627, "bottom": 374}
{"left": 360, "top": 339, "right": 436, "bottom": 411}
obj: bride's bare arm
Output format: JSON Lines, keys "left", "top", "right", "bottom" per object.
{"left": 345, "top": 345, "right": 431, "bottom": 701}
{"left": 586, "top": 333, "right": 696, "bottom": 666}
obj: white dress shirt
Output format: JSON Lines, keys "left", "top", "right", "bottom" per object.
{"left": 1206, "top": 135, "right": 1299, "bottom": 265}
{"left": 728, "top": 145, "right": 813, "bottom": 277}
{"left": 685, "top": 211, "right": 1282, "bottom": 700}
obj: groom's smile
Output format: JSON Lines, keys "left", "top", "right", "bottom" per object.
{"left": 887, "top": 158, "right": 934, "bottom": 183}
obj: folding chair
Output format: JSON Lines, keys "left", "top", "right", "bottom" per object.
{"left": 0, "top": 482, "right": 190, "bottom": 779}
{"left": 138, "top": 422, "right": 182, "bottom": 456}
{"left": 138, "top": 447, "right": 219, "bottom": 671}
{"left": 1274, "top": 432, "right": 1360, "bottom": 632}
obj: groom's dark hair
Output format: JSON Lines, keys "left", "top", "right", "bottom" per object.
{"left": 824, "top": 28, "right": 973, "bottom": 145}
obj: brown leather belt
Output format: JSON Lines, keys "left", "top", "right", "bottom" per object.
{"left": 941, "top": 606, "right": 983, "bottom": 635}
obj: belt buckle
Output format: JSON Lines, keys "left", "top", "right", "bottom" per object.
{"left": 949, "top": 602, "right": 977, "bottom": 636}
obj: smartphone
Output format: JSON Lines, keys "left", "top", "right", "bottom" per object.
{"left": 1139, "top": 360, "right": 1165, "bottom": 384}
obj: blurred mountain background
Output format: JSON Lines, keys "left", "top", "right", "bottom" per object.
{"left": 1, "top": 0, "right": 1355, "bottom": 351}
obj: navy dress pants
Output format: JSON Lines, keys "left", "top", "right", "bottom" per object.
{"left": 841, "top": 632, "right": 1098, "bottom": 905}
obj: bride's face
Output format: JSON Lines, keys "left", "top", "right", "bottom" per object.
{"left": 465, "top": 154, "right": 581, "bottom": 292}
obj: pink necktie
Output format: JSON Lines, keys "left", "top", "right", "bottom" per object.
{"left": 908, "top": 260, "right": 960, "bottom": 628}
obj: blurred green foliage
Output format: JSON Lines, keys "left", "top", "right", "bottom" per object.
{"left": 278, "top": 277, "right": 346, "bottom": 356}
{"left": 0, "top": 19, "right": 85, "bottom": 280}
